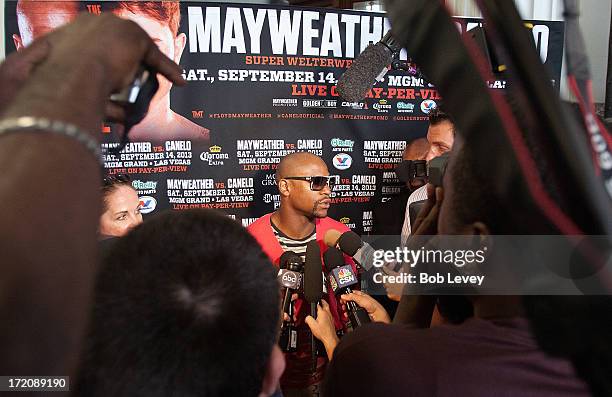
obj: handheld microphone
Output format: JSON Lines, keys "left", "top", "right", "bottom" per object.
{"left": 336, "top": 31, "right": 402, "bottom": 102}
{"left": 324, "top": 230, "right": 377, "bottom": 272}
{"left": 278, "top": 251, "right": 303, "bottom": 353}
{"left": 304, "top": 241, "right": 323, "bottom": 371}
{"left": 323, "top": 247, "right": 371, "bottom": 328}
{"left": 278, "top": 251, "right": 303, "bottom": 314}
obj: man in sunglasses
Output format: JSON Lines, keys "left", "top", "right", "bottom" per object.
{"left": 248, "top": 152, "right": 354, "bottom": 397}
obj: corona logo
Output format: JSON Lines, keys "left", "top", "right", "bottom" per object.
{"left": 339, "top": 217, "right": 350, "bottom": 224}
{"left": 209, "top": 145, "right": 222, "bottom": 153}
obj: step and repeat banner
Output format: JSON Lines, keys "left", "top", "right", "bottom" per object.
{"left": 4, "top": 1, "right": 564, "bottom": 234}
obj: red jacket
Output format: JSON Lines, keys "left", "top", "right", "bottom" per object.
{"left": 247, "top": 213, "right": 357, "bottom": 388}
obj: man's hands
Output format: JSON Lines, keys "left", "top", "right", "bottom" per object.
{"left": 305, "top": 300, "right": 339, "bottom": 361}
{"left": 341, "top": 291, "right": 391, "bottom": 324}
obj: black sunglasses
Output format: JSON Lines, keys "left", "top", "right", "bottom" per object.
{"left": 103, "top": 173, "right": 132, "bottom": 186}
{"left": 283, "top": 175, "right": 338, "bottom": 191}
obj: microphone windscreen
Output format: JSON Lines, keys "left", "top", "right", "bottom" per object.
{"left": 323, "top": 246, "right": 345, "bottom": 273}
{"left": 336, "top": 43, "right": 392, "bottom": 102}
{"left": 304, "top": 241, "right": 323, "bottom": 303}
{"left": 279, "top": 250, "right": 299, "bottom": 269}
{"left": 323, "top": 229, "right": 342, "bottom": 248}
{"left": 337, "top": 231, "right": 363, "bottom": 256}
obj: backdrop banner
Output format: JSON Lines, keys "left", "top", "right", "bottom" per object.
{"left": 4, "top": 1, "right": 564, "bottom": 234}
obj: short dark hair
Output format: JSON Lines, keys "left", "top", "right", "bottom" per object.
{"left": 101, "top": 173, "right": 135, "bottom": 212}
{"left": 428, "top": 107, "right": 454, "bottom": 127}
{"left": 76, "top": 209, "right": 280, "bottom": 397}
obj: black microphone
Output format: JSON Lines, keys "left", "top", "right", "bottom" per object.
{"left": 323, "top": 247, "right": 371, "bottom": 328}
{"left": 278, "top": 251, "right": 303, "bottom": 353}
{"left": 278, "top": 251, "right": 303, "bottom": 314}
{"left": 304, "top": 240, "right": 323, "bottom": 372}
{"left": 336, "top": 30, "right": 402, "bottom": 102}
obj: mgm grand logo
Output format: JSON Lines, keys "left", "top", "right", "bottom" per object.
{"left": 200, "top": 145, "right": 229, "bottom": 166}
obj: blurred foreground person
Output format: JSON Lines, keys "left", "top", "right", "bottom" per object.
{"left": 317, "top": 138, "right": 590, "bottom": 397}
{"left": 0, "top": 12, "right": 184, "bottom": 380}
{"left": 76, "top": 210, "right": 285, "bottom": 397}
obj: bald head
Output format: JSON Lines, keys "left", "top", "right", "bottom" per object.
{"left": 15, "top": 0, "right": 79, "bottom": 49}
{"left": 403, "top": 137, "right": 429, "bottom": 161}
{"left": 276, "top": 152, "right": 327, "bottom": 181}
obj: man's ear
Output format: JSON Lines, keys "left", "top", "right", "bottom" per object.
{"left": 259, "top": 345, "right": 285, "bottom": 397}
{"left": 278, "top": 179, "right": 290, "bottom": 197}
{"left": 13, "top": 34, "right": 25, "bottom": 51}
{"left": 173, "top": 32, "right": 187, "bottom": 64}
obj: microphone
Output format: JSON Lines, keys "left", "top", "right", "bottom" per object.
{"left": 278, "top": 251, "right": 303, "bottom": 314}
{"left": 324, "top": 229, "right": 377, "bottom": 271}
{"left": 278, "top": 251, "right": 303, "bottom": 353}
{"left": 336, "top": 30, "right": 402, "bottom": 102}
{"left": 323, "top": 247, "right": 371, "bottom": 328}
{"left": 304, "top": 240, "right": 323, "bottom": 371}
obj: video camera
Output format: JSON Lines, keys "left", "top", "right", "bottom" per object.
{"left": 395, "top": 152, "right": 449, "bottom": 188}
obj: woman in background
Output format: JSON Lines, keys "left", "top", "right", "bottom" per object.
{"left": 100, "top": 174, "right": 143, "bottom": 238}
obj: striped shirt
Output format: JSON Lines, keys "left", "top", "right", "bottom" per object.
{"left": 271, "top": 219, "right": 316, "bottom": 262}
{"left": 400, "top": 184, "right": 428, "bottom": 246}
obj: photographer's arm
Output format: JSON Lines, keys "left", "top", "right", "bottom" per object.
{"left": 0, "top": 13, "right": 184, "bottom": 376}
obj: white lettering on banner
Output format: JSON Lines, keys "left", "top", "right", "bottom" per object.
{"left": 320, "top": 13, "right": 342, "bottom": 57}
{"left": 167, "top": 179, "right": 215, "bottom": 189}
{"left": 363, "top": 141, "right": 406, "bottom": 150}
{"left": 237, "top": 140, "right": 285, "bottom": 150}
{"left": 187, "top": 7, "right": 397, "bottom": 59}
{"left": 188, "top": 7, "right": 221, "bottom": 53}
{"left": 532, "top": 25, "right": 550, "bottom": 63}
{"left": 188, "top": 7, "right": 553, "bottom": 65}
{"left": 268, "top": 9, "right": 302, "bottom": 55}
{"left": 227, "top": 178, "right": 254, "bottom": 188}
{"left": 218, "top": 69, "right": 315, "bottom": 82}
{"left": 243, "top": 8, "right": 266, "bottom": 53}
{"left": 223, "top": 8, "right": 246, "bottom": 53}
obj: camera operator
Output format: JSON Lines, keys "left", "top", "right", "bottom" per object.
{"left": 382, "top": 108, "right": 455, "bottom": 304}
{"left": 400, "top": 108, "right": 455, "bottom": 244}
